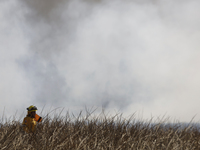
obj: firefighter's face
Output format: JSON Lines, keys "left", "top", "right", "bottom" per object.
{"left": 30, "top": 111, "right": 36, "bottom": 118}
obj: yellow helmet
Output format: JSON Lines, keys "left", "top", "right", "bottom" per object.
{"left": 27, "top": 105, "right": 37, "bottom": 112}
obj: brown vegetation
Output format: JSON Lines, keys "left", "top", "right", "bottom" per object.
{"left": 0, "top": 111, "right": 200, "bottom": 150}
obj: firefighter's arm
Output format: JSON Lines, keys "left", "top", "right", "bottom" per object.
{"left": 22, "top": 118, "right": 28, "bottom": 131}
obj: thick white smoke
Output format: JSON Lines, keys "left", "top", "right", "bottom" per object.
{"left": 0, "top": 0, "right": 200, "bottom": 122}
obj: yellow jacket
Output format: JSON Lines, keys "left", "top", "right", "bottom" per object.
{"left": 22, "top": 116, "right": 37, "bottom": 133}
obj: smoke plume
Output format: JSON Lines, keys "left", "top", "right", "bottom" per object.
{"left": 0, "top": 0, "right": 200, "bottom": 122}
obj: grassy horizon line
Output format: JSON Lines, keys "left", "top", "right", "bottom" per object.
{"left": 0, "top": 110, "right": 200, "bottom": 149}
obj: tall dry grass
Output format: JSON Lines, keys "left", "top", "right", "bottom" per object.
{"left": 0, "top": 110, "right": 200, "bottom": 150}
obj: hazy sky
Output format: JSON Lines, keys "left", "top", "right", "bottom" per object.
{"left": 1, "top": 0, "right": 200, "bottom": 122}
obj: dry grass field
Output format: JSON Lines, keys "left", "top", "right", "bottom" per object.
{"left": 0, "top": 111, "right": 200, "bottom": 150}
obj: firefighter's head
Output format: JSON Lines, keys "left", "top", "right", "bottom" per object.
{"left": 27, "top": 105, "right": 37, "bottom": 118}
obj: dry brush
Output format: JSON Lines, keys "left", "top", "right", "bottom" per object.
{"left": 0, "top": 111, "right": 200, "bottom": 149}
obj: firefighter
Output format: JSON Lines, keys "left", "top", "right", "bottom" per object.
{"left": 22, "top": 105, "right": 42, "bottom": 133}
